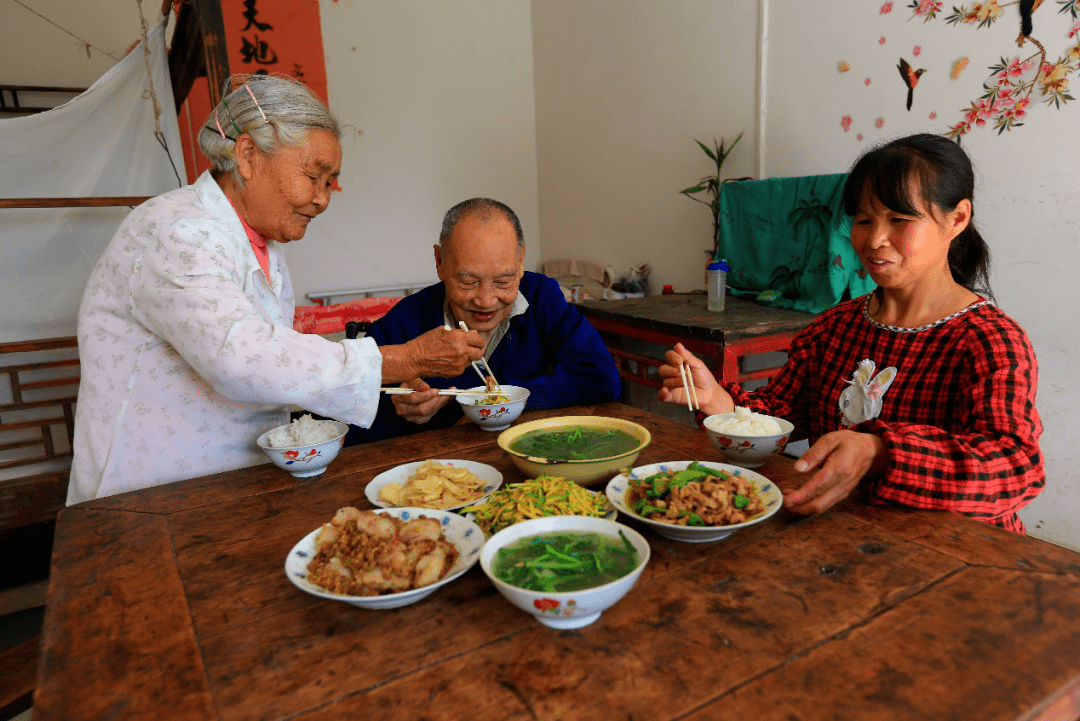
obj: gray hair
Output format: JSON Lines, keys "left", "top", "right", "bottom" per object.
{"left": 439, "top": 198, "right": 525, "bottom": 248}
{"left": 198, "top": 74, "right": 341, "bottom": 186}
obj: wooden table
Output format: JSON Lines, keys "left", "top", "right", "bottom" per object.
{"left": 576, "top": 294, "right": 816, "bottom": 387}
{"left": 36, "top": 404, "right": 1080, "bottom": 721}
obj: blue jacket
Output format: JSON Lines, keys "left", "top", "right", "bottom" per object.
{"left": 346, "top": 271, "right": 622, "bottom": 444}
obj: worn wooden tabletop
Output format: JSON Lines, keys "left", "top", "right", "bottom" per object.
{"left": 36, "top": 403, "right": 1080, "bottom": 721}
{"left": 575, "top": 294, "right": 816, "bottom": 344}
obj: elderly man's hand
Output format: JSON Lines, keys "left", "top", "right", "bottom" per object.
{"left": 390, "top": 379, "right": 454, "bottom": 425}
{"left": 380, "top": 327, "right": 484, "bottom": 384}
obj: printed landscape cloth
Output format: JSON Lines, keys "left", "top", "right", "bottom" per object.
{"left": 717, "top": 173, "right": 876, "bottom": 313}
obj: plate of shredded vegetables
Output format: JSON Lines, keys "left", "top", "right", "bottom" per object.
{"left": 605, "top": 461, "right": 783, "bottom": 542}
{"left": 459, "top": 474, "right": 617, "bottom": 536}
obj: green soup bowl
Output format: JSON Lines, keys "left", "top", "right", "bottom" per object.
{"left": 496, "top": 415, "right": 651, "bottom": 487}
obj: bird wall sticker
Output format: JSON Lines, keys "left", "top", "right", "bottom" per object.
{"left": 1018, "top": 0, "right": 1046, "bottom": 45}
{"left": 898, "top": 57, "right": 927, "bottom": 110}
{"left": 901, "top": 0, "right": 1080, "bottom": 137}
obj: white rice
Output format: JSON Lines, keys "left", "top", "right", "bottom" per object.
{"left": 265, "top": 414, "right": 342, "bottom": 447}
{"left": 705, "top": 406, "right": 782, "bottom": 436}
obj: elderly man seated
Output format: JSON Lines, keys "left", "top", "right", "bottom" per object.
{"left": 346, "top": 198, "right": 621, "bottom": 444}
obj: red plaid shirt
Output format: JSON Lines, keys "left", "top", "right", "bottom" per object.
{"left": 728, "top": 294, "right": 1044, "bottom": 533}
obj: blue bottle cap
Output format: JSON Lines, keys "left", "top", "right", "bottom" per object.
{"left": 707, "top": 259, "right": 731, "bottom": 272}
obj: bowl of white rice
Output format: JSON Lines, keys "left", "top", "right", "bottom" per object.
{"left": 257, "top": 414, "right": 349, "bottom": 478}
{"left": 702, "top": 407, "right": 794, "bottom": 468}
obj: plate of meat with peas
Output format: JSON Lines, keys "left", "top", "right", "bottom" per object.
{"left": 605, "top": 461, "right": 783, "bottom": 542}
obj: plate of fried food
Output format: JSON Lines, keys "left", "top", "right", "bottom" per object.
{"left": 365, "top": 459, "right": 503, "bottom": 511}
{"left": 605, "top": 460, "right": 783, "bottom": 543}
{"left": 459, "top": 474, "right": 617, "bottom": 537}
{"left": 285, "top": 506, "right": 484, "bottom": 609}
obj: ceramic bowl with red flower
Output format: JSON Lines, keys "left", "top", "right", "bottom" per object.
{"left": 456, "top": 384, "right": 530, "bottom": 431}
{"left": 479, "top": 515, "right": 650, "bottom": 630}
{"left": 702, "top": 412, "right": 794, "bottom": 468}
{"left": 256, "top": 419, "right": 348, "bottom": 478}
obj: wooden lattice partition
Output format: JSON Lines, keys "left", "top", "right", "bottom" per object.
{"left": 0, "top": 336, "right": 79, "bottom": 474}
{"left": 0, "top": 336, "right": 79, "bottom": 626}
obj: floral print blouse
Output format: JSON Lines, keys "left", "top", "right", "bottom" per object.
{"left": 69, "top": 172, "right": 382, "bottom": 504}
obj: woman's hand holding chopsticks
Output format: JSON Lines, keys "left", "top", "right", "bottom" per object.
{"left": 656, "top": 343, "right": 734, "bottom": 416}
{"left": 379, "top": 325, "right": 484, "bottom": 383}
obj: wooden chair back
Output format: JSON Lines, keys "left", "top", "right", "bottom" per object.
{"left": 0, "top": 336, "right": 79, "bottom": 718}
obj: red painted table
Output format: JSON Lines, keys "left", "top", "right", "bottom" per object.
{"left": 35, "top": 403, "right": 1080, "bottom": 720}
{"left": 575, "top": 294, "right": 816, "bottom": 388}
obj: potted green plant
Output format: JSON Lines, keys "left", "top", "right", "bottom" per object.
{"left": 680, "top": 132, "right": 746, "bottom": 260}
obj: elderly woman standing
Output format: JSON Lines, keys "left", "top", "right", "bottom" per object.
{"left": 69, "top": 75, "right": 481, "bottom": 504}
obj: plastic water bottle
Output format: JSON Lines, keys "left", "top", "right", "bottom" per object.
{"left": 707, "top": 259, "right": 730, "bottom": 312}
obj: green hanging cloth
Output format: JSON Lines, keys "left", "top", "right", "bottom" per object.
{"left": 716, "top": 173, "right": 876, "bottom": 314}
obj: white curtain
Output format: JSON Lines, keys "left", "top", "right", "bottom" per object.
{"left": 0, "top": 19, "right": 185, "bottom": 343}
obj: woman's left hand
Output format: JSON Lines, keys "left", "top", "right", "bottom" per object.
{"left": 784, "top": 430, "right": 887, "bottom": 515}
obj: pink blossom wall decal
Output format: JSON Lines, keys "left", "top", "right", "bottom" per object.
{"left": 901, "top": 0, "right": 1080, "bottom": 136}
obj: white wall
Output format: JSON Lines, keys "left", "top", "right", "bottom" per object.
{"left": 1, "top": 0, "right": 539, "bottom": 307}
{"left": 760, "top": 1, "right": 1080, "bottom": 548}
{"left": 532, "top": 0, "right": 760, "bottom": 294}
{"left": 287, "top": 0, "right": 540, "bottom": 300}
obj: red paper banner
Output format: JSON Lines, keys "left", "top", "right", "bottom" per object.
{"left": 177, "top": 0, "right": 330, "bottom": 182}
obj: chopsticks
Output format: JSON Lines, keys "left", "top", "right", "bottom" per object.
{"left": 457, "top": 321, "right": 501, "bottom": 390}
{"left": 678, "top": 363, "right": 700, "bottom": 412}
{"left": 380, "top": 387, "right": 501, "bottom": 396}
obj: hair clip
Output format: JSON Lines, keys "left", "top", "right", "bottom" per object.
{"left": 204, "top": 123, "right": 235, "bottom": 142}
{"left": 219, "top": 96, "right": 244, "bottom": 138}
{"left": 245, "top": 85, "right": 268, "bottom": 123}
{"left": 213, "top": 110, "right": 228, "bottom": 140}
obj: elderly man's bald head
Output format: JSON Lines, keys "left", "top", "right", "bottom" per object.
{"left": 439, "top": 198, "right": 524, "bottom": 249}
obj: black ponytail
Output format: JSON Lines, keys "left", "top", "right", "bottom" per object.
{"left": 842, "top": 133, "right": 993, "bottom": 298}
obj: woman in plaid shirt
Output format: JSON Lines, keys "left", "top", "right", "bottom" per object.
{"left": 659, "top": 134, "right": 1043, "bottom": 533}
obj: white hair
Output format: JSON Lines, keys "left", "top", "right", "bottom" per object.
{"left": 198, "top": 74, "right": 341, "bottom": 186}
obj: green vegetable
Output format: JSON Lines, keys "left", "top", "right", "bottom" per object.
{"left": 492, "top": 532, "right": 640, "bottom": 592}
{"left": 670, "top": 469, "right": 706, "bottom": 486}
{"left": 733, "top": 494, "right": 749, "bottom": 509}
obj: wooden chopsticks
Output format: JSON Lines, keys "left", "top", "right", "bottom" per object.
{"left": 380, "top": 388, "right": 501, "bottom": 396}
{"left": 457, "top": 321, "right": 501, "bottom": 390}
{"left": 678, "top": 363, "right": 700, "bottom": 412}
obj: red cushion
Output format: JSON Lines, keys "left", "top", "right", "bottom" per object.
{"left": 292, "top": 297, "right": 403, "bottom": 334}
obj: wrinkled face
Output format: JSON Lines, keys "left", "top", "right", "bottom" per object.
{"left": 435, "top": 214, "right": 524, "bottom": 334}
{"left": 849, "top": 186, "right": 968, "bottom": 293}
{"left": 241, "top": 128, "right": 341, "bottom": 242}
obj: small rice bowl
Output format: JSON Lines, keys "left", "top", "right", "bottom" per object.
{"left": 705, "top": 407, "right": 782, "bottom": 437}
{"left": 265, "top": 414, "right": 343, "bottom": 448}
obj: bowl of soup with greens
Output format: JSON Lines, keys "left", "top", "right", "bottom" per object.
{"left": 480, "top": 515, "right": 651, "bottom": 629}
{"left": 496, "top": 416, "right": 651, "bottom": 486}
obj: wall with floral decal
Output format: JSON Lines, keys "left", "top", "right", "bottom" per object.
{"left": 761, "top": 0, "right": 1080, "bottom": 550}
